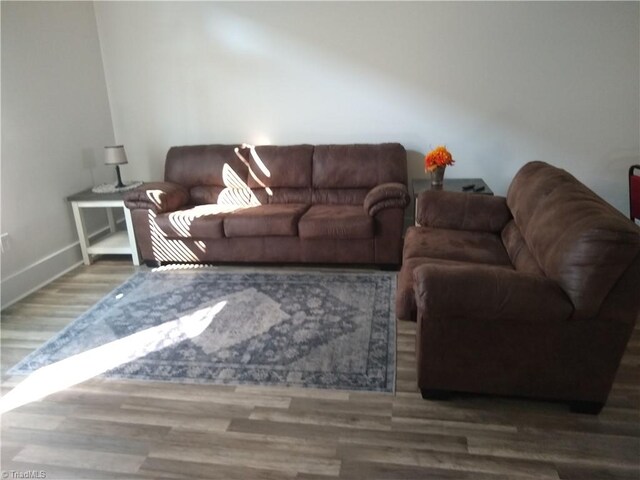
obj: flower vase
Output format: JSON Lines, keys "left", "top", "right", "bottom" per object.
{"left": 430, "top": 166, "right": 446, "bottom": 186}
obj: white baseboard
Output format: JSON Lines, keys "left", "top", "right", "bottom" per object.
{"left": 1, "top": 223, "right": 120, "bottom": 311}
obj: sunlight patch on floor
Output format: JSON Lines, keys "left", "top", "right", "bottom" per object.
{"left": 0, "top": 301, "right": 227, "bottom": 414}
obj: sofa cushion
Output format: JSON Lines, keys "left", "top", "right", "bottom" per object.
{"left": 247, "top": 145, "right": 313, "bottom": 189}
{"left": 190, "top": 185, "right": 260, "bottom": 207}
{"left": 190, "top": 185, "right": 225, "bottom": 204}
{"left": 312, "top": 143, "right": 407, "bottom": 189}
{"left": 155, "top": 204, "right": 237, "bottom": 239}
{"left": 501, "top": 220, "right": 544, "bottom": 275}
{"left": 165, "top": 145, "right": 250, "bottom": 189}
{"left": 223, "top": 204, "right": 310, "bottom": 237}
{"left": 311, "top": 188, "right": 368, "bottom": 205}
{"left": 403, "top": 226, "right": 512, "bottom": 266}
{"left": 507, "top": 161, "right": 640, "bottom": 320}
{"left": 252, "top": 188, "right": 312, "bottom": 205}
{"left": 299, "top": 205, "right": 374, "bottom": 239}
{"left": 416, "top": 191, "right": 511, "bottom": 232}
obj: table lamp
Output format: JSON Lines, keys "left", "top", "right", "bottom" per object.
{"left": 104, "top": 145, "right": 128, "bottom": 188}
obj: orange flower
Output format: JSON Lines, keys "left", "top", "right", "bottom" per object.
{"left": 424, "top": 146, "right": 455, "bottom": 172}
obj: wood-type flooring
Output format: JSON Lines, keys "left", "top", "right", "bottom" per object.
{"left": 1, "top": 259, "right": 638, "bottom": 479}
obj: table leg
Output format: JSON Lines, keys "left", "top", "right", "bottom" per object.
{"left": 123, "top": 207, "right": 140, "bottom": 266}
{"left": 106, "top": 208, "right": 116, "bottom": 233}
{"left": 72, "top": 202, "right": 91, "bottom": 265}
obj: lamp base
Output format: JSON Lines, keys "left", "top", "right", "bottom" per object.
{"left": 115, "top": 165, "right": 125, "bottom": 188}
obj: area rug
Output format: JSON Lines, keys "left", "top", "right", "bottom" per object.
{"left": 9, "top": 270, "right": 396, "bottom": 392}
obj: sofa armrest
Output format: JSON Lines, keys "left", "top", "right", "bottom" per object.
{"left": 123, "top": 182, "right": 190, "bottom": 214}
{"left": 416, "top": 191, "right": 511, "bottom": 232}
{"left": 413, "top": 263, "right": 573, "bottom": 323}
{"left": 364, "top": 182, "right": 410, "bottom": 216}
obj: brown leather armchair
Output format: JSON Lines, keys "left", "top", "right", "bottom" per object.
{"left": 400, "top": 161, "right": 640, "bottom": 413}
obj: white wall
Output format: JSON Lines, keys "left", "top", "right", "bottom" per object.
{"left": 1, "top": 1, "right": 115, "bottom": 307}
{"left": 1, "top": 2, "right": 638, "bottom": 306}
{"left": 94, "top": 1, "right": 639, "bottom": 214}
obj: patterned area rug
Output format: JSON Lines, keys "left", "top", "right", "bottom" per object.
{"left": 9, "top": 270, "right": 396, "bottom": 392}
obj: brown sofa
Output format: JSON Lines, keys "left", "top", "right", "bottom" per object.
{"left": 398, "top": 161, "right": 640, "bottom": 413}
{"left": 124, "top": 143, "right": 409, "bottom": 266}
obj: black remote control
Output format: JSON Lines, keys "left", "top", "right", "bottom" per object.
{"left": 462, "top": 184, "right": 475, "bottom": 191}
{"left": 473, "top": 186, "right": 485, "bottom": 192}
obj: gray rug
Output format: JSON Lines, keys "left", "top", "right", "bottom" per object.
{"left": 9, "top": 270, "right": 396, "bottom": 392}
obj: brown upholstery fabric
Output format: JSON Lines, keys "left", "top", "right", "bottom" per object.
{"left": 374, "top": 208, "right": 405, "bottom": 265}
{"left": 154, "top": 205, "right": 232, "bottom": 239}
{"left": 507, "top": 161, "right": 640, "bottom": 320}
{"left": 247, "top": 145, "right": 313, "bottom": 188}
{"left": 165, "top": 145, "right": 250, "bottom": 188}
{"left": 407, "top": 160, "right": 640, "bottom": 409}
{"left": 501, "top": 220, "right": 544, "bottom": 275}
{"left": 252, "top": 188, "right": 312, "bottom": 205}
{"left": 364, "top": 182, "right": 410, "bottom": 216}
{"left": 396, "top": 257, "right": 428, "bottom": 320}
{"left": 190, "top": 185, "right": 224, "bottom": 205}
{"left": 598, "top": 251, "right": 640, "bottom": 325}
{"left": 223, "top": 204, "right": 309, "bottom": 237}
{"left": 415, "top": 304, "right": 633, "bottom": 403}
{"left": 403, "top": 226, "right": 511, "bottom": 266}
{"left": 311, "top": 189, "right": 369, "bottom": 205}
{"left": 123, "top": 182, "right": 189, "bottom": 214}
{"left": 130, "top": 212, "right": 303, "bottom": 263}
{"left": 312, "top": 143, "right": 407, "bottom": 189}
{"left": 301, "top": 238, "right": 374, "bottom": 263}
{"left": 396, "top": 226, "right": 511, "bottom": 321}
{"left": 396, "top": 256, "right": 514, "bottom": 321}
{"left": 127, "top": 143, "right": 408, "bottom": 266}
{"left": 416, "top": 191, "right": 512, "bottom": 232}
{"left": 299, "top": 205, "right": 374, "bottom": 239}
{"left": 413, "top": 263, "right": 573, "bottom": 323}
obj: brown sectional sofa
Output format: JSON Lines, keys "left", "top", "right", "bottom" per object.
{"left": 124, "top": 143, "right": 409, "bottom": 266}
{"left": 398, "top": 161, "right": 640, "bottom": 412}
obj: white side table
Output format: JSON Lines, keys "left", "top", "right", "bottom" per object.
{"left": 67, "top": 189, "right": 140, "bottom": 265}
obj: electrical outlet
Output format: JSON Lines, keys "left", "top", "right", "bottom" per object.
{"left": 1, "top": 233, "right": 9, "bottom": 254}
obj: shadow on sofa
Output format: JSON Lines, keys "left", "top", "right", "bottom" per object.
{"left": 397, "top": 161, "right": 640, "bottom": 413}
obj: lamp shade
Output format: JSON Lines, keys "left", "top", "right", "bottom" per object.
{"left": 104, "top": 145, "right": 128, "bottom": 165}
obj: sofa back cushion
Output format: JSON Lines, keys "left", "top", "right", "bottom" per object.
{"left": 247, "top": 145, "right": 313, "bottom": 189}
{"left": 311, "top": 189, "right": 368, "bottom": 205}
{"left": 501, "top": 220, "right": 544, "bottom": 275}
{"left": 252, "top": 188, "right": 312, "bottom": 205}
{"left": 164, "top": 143, "right": 408, "bottom": 207}
{"left": 312, "top": 143, "right": 407, "bottom": 189}
{"left": 507, "top": 161, "right": 640, "bottom": 320}
{"left": 165, "top": 145, "right": 250, "bottom": 189}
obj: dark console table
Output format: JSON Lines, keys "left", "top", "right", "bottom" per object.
{"left": 412, "top": 178, "right": 493, "bottom": 197}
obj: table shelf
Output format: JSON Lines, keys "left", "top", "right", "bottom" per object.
{"left": 87, "top": 230, "right": 132, "bottom": 255}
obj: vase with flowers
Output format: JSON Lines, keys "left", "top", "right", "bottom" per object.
{"left": 424, "top": 146, "right": 455, "bottom": 186}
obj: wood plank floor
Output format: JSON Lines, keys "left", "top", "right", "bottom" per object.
{"left": 1, "top": 259, "right": 639, "bottom": 479}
